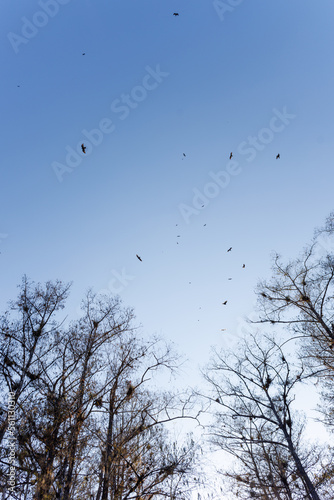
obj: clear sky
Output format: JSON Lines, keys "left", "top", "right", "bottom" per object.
{"left": 1, "top": 0, "right": 334, "bottom": 484}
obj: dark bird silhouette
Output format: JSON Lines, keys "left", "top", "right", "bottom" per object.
{"left": 173, "top": 12, "right": 179, "bottom": 16}
{"left": 227, "top": 247, "right": 232, "bottom": 252}
{"left": 222, "top": 301, "right": 227, "bottom": 305}
{"left": 183, "top": 153, "right": 186, "bottom": 157}
{"left": 81, "top": 143, "right": 86, "bottom": 154}
{"left": 202, "top": 205, "right": 205, "bottom": 208}
{"left": 228, "top": 278, "right": 232, "bottom": 280}
{"left": 203, "top": 224, "right": 206, "bottom": 226}
{"left": 242, "top": 264, "right": 245, "bottom": 268}
{"left": 17, "top": 85, "right": 20, "bottom": 88}
{"left": 136, "top": 254, "right": 142, "bottom": 262}
{"left": 276, "top": 154, "right": 280, "bottom": 159}
{"left": 82, "top": 53, "right": 85, "bottom": 55}
{"left": 229, "top": 152, "right": 233, "bottom": 159}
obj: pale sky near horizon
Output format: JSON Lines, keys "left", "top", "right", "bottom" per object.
{"left": 1, "top": 1, "right": 334, "bottom": 495}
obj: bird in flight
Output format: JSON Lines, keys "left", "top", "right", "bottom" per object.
{"left": 228, "top": 278, "right": 232, "bottom": 280}
{"left": 82, "top": 53, "right": 85, "bottom": 56}
{"left": 136, "top": 254, "right": 142, "bottom": 262}
{"left": 276, "top": 154, "right": 280, "bottom": 159}
{"left": 242, "top": 264, "right": 245, "bottom": 268}
{"left": 227, "top": 247, "right": 232, "bottom": 252}
{"left": 183, "top": 153, "right": 186, "bottom": 157}
{"left": 221, "top": 329, "right": 226, "bottom": 331}
{"left": 203, "top": 224, "right": 206, "bottom": 226}
{"left": 222, "top": 301, "right": 228, "bottom": 305}
{"left": 81, "top": 144, "right": 87, "bottom": 154}
{"left": 173, "top": 12, "right": 179, "bottom": 16}
{"left": 229, "top": 152, "right": 233, "bottom": 159}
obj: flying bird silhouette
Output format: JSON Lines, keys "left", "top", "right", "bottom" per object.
{"left": 228, "top": 278, "right": 232, "bottom": 280}
{"left": 276, "top": 154, "right": 280, "bottom": 159}
{"left": 222, "top": 301, "right": 228, "bottom": 305}
{"left": 82, "top": 53, "right": 85, "bottom": 55}
{"left": 227, "top": 247, "right": 232, "bottom": 252}
{"left": 136, "top": 254, "right": 142, "bottom": 262}
{"left": 81, "top": 144, "right": 86, "bottom": 154}
{"left": 229, "top": 152, "right": 233, "bottom": 159}
{"left": 183, "top": 153, "right": 186, "bottom": 157}
{"left": 173, "top": 12, "right": 179, "bottom": 16}
{"left": 242, "top": 264, "right": 245, "bottom": 268}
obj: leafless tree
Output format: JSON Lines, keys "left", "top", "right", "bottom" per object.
{"left": 0, "top": 276, "right": 71, "bottom": 446}
{"left": 254, "top": 212, "right": 334, "bottom": 433}
{"left": 0, "top": 279, "right": 202, "bottom": 500}
{"left": 203, "top": 335, "right": 326, "bottom": 500}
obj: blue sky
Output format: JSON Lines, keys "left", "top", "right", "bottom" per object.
{"left": 1, "top": 0, "right": 334, "bottom": 452}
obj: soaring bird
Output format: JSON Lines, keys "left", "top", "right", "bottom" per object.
{"left": 242, "top": 264, "right": 245, "bottom": 268}
{"left": 227, "top": 247, "right": 232, "bottom": 252}
{"left": 173, "top": 12, "right": 179, "bottom": 16}
{"left": 136, "top": 254, "right": 142, "bottom": 262}
{"left": 229, "top": 152, "right": 233, "bottom": 159}
{"left": 276, "top": 154, "right": 280, "bottom": 159}
{"left": 82, "top": 53, "right": 85, "bottom": 55}
{"left": 222, "top": 301, "right": 228, "bottom": 305}
{"left": 183, "top": 153, "right": 186, "bottom": 157}
{"left": 81, "top": 143, "right": 86, "bottom": 154}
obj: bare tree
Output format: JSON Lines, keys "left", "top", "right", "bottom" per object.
{"left": 254, "top": 212, "right": 334, "bottom": 432}
{"left": 0, "top": 276, "right": 71, "bottom": 446}
{"left": 254, "top": 214, "right": 334, "bottom": 372}
{"left": 203, "top": 335, "right": 324, "bottom": 500}
{"left": 0, "top": 279, "right": 202, "bottom": 500}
